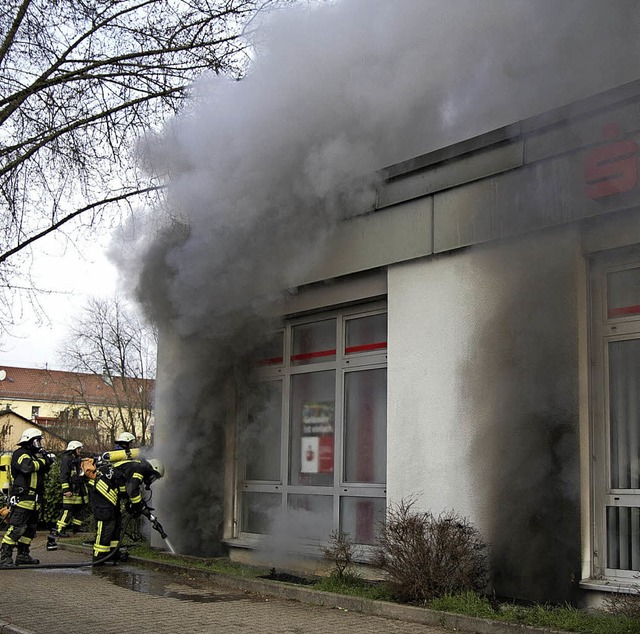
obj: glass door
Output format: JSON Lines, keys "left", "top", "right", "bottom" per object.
{"left": 605, "top": 336, "right": 640, "bottom": 574}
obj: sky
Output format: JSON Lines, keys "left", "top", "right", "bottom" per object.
{"left": 1, "top": 231, "right": 118, "bottom": 370}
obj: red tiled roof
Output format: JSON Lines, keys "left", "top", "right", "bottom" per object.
{"left": 0, "top": 365, "right": 154, "bottom": 408}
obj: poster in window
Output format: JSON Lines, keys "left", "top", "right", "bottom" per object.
{"left": 300, "top": 401, "right": 334, "bottom": 474}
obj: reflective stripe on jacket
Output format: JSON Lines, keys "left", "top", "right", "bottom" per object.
{"left": 60, "top": 450, "right": 87, "bottom": 501}
{"left": 10, "top": 447, "right": 49, "bottom": 510}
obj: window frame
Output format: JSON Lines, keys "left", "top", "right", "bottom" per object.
{"left": 235, "top": 301, "right": 387, "bottom": 548}
{"left": 590, "top": 248, "right": 640, "bottom": 582}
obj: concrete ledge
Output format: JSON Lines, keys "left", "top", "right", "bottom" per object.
{"left": 60, "top": 543, "right": 565, "bottom": 634}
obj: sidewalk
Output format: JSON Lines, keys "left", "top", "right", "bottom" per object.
{"left": 0, "top": 535, "right": 565, "bottom": 634}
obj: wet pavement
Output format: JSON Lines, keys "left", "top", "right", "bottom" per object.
{"left": 0, "top": 535, "right": 455, "bottom": 634}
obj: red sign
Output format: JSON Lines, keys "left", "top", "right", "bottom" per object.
{"left": 318, "top": 435, "right": 334, "bottom": 474}
{"left": 584, "top": 123, "right": 638, "bottom": 199}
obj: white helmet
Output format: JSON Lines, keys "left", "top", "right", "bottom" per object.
{"left": 18, "top": 428, "right": 43, "bottom": 445}
{"left": 66, "top": 440, "right": 83, "bottom": 452}
{"left": 146, "top": 458, "right": 165, "bottom": 481}
{"left": 116, "top": 432, "right": 136, "bottom": 444}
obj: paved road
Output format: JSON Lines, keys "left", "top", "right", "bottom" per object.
{"left": 0, "top": 536, "right": 453, "bottom": 634}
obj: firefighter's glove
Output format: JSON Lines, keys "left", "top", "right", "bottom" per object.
{"left": 40, "top": 451, "right": 56, "bottom": 466}
{"left": 127, "top": 502, "right": 144, "bottom": 518}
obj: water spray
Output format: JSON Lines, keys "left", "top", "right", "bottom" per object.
{"left": 143, "top": 508, "right": 176, "bottom": 554}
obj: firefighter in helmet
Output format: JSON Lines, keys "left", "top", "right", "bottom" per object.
{"left": 47, "top": 440, "right": 88, "bottom": 551}
{"left": 87, "top": 455, "right": 164, "bottom": 564}
{"left": 0, "top": 428, "right": 55, "bottom": 567}
{"left": 114, "top": 431, "right": 136, "bottom": 452}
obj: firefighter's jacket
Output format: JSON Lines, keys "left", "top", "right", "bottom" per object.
{"left": 9, "top": 447, "right": 51, "bottom": 510}
{"left": 88, "top": 459, "right": 152, "bottom": 512}
{"left": 59, "top": 450, "right": 87, "bottom": 504}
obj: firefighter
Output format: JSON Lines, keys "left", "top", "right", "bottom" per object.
{"left": 0, "top": 428, "right": 55, "bottom": 567}
{"left": 87, "top": 455, "right": 164, "bottom": 564}
{"left": 47, "top": 440, "right": 88, "bottom": 551}
{"left": 114, "top": 431, "right": 136, "bottom": 453}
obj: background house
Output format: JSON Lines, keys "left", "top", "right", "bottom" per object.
{"left": 0, "top": 365, "right": 155, "bottom": 452}
{"left": 0, "top": 410, "right": 66, "bottom": 495}
{"left": 0, "top": 409, "right": 66, "bottom": 454}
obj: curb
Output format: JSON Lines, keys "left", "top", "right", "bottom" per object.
{"left": 0, "top": 621, "right": 35, "bottom": 634}
{"left": 60, "top": 543, "right": 565, "bottom": 634}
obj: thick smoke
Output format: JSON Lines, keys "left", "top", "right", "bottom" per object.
{"left": 115, "top": 0, "right": 640, "bottom": 555}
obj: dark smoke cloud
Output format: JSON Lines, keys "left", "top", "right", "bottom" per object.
{"left": 460, "top": 233, "right": 580, "bottom": 603}
{"left": 112, "top": 1, "right": 640, "bottom": 555}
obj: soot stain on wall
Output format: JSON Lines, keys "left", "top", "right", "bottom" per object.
{"left": 460, "top": 234, "right": 581, "bottom": 603}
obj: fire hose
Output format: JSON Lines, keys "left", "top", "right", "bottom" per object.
{"left": 0, "top": 509, "right": 171, "bottom": 570}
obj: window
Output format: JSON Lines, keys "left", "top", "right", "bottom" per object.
{"left": 239, "top": 303, "right": 387, "bottom": 548}
{"left": 591, "top": 249, "right": 640, "bottom": 580}
{"left": 31, "top": 406, "right": 40, "bottom": 419}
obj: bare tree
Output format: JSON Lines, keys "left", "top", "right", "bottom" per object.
{"left": 0, "top": 0, "right": 279, "bottom": 333}
{"left": 58, "top": 296, "right": 158, "bottom": 446}
{"left": 0, "top": 420, "right": 12, "bottom": 453}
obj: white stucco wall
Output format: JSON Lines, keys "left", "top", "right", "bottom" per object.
{"left": 387, "top": 250, "right": 481, "bottom": 517}
{"left": 387, "top": 224, "right": 582, "bottom": 552}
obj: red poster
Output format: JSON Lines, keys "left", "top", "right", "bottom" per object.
{"left": 318, "top": 435, "right": 334, "bottom": 474}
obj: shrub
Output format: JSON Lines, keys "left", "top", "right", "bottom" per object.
{"left": 371, "top": 498, "right": 489, "bottom": 604}
{"left": 42, "top": 458, "right": 62, "bottom": 526}
{"left": 321, "top": 529, "right": 361, "bottom": 580}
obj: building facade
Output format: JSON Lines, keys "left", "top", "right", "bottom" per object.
{"left": 156, "top": 78, "right": 640, "bottom": 605}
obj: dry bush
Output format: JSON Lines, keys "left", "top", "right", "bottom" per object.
{"left": 372, "top": 498, "right": 489, "bottom": 604}
{"left": 321, "top": 529, "right": 361, "bottom": 579}
{"left": 603, "top": 585, "right": 640, "bottom": 618}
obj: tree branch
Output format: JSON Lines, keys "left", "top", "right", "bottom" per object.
{"left": 0, "top": 86, "right": 182, "bottom": 176}
{"left": 0, "top": 0, "right": 33, "bottom": 69}
{"left": 0, "top": 184, "right": 165, "bottom": 264}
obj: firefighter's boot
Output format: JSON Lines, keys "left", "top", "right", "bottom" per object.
{"left": 46, "top": 535, "right": 58, "bottom": 551}
{"left": 108, "top": 547, "right": 124, "bottom": 564}
{"left": 15, "top": 543, "right": 39, "bottom": 565}
{"left": 0, "top": 543, "right": 15, "bottom": 568}
{"left": 92, "top": 553, "right": 106, "bottom": 566}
